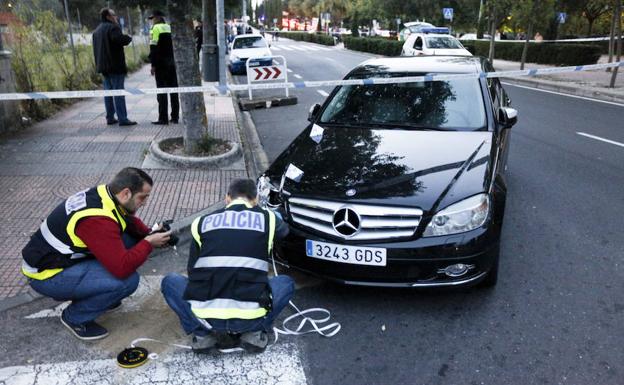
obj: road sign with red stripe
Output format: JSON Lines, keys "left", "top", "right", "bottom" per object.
{"left": 248, "top": 65, "right": 285, "bottom": 82}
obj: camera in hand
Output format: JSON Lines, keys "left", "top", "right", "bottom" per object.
{"left": 151, "top": 220, "right": 179, "bottom": 246}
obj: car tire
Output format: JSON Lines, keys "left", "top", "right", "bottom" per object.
{"left": 478, "top": 243, "right": 499, "bottom": 288}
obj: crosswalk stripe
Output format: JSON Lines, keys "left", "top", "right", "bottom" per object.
{"left": 317, "top": 90, "right": 329, "bottom": 97}
{"left": 0, "top": 343, "right": 307, "bottom": 385}
{"left": 290, "top": 46, "right": 308, "bottom": 52}
{"left": 279, "top": 46, "right": 294, "bottom": 51}
{"left": 271, "top": 46, "right": 282, "bottom": 51}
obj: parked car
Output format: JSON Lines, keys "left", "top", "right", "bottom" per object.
{"left": 258, "top": 56, "right": 516, "bottom": 288}
{"left": 228, "top": 34, "right": 272, "bottom": 75}
{"left": 402, "top": 32, "right": 472, "bottom": 56}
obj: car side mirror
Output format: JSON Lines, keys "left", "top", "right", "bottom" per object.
{"left": 499, "top": 107, "right": 518, "bottom": 128}
{"left": 308, "top": 103, "right": 321, "bottom": 122}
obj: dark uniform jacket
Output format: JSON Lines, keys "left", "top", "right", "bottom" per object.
{"left": 92, "top": 21, "right": 132, "bottom": 75}
{"left": 184, "top": 199, "right": 288, "bottom": 320}
{"left": 149, "top": 22, "right": 175, "bottom": 68}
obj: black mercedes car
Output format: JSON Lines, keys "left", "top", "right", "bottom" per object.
{"left": 257, "top": 56, "right": 517, "bottom": 288}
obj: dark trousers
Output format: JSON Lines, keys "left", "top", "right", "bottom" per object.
{"left": 102, "top": 73, "right": 129, "bottom": 123}
{"left": 155, "top": 65, "right": 179, "bottom": 123}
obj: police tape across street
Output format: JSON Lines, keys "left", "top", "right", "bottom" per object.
{"left": 0, "top": 61, "right": 622, "bottom": 101}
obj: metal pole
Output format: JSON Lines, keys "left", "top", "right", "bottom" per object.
{"left": 63, "top": 0, "right": 78, "bottom": 73}
{"left": 217, "top": 0, "right": 227, "bottom": 90}
{"left": 127, "top": 6, "right": 137, "bottom": 64}
{"left": 202, "top": 0, "right": 218, "bottom": 81}
{"left": 242, "top": 0, "right": 247, "bottom": 25}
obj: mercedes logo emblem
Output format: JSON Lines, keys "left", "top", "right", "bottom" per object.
{"left": 345, "top": 189, "right": 356, "bottom": 197}
{"left": 332, "top": 207, "right": 361, "bottom": 237}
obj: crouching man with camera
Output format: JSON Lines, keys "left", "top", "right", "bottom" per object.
{"left": 21, "top": 167, "right": 172, "bottom": 341}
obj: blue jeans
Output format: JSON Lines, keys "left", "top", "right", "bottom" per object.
{"left": 29, "top": 259, "right": 139, "bottom": 325}
{"left": 102, "top": 73, "right": 129, "bottom": 123}
{"left": 161, "top": 273, "right": 295, "bottom": 336}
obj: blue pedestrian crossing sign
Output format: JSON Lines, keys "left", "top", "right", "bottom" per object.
{"left": 557, "top": 12, "right": 567, "bottom": 24}
{"left": 443, "top": 8, "right": 454, "bottom": 21}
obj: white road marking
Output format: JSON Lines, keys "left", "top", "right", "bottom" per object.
{"left": 287, "top": 69, "right": 293, "bottom": 73}
{"left": 270, "top": 46, "right": 281, "bottom": 51}
{"left": 290, "top": 46, "right": 308, "bottom": 52}
{"left": 325, "top": 58, "right": 336, "bottom": 62}
{"left": 279, "top": 46, "right": 294, "bottom": 51}
{"left": 577, "top": 132, "right": 624, "bottom": 148}
{"left": 501, "top": 82, "right": 624, "bottom": 107}
{"left": 317, "top": 46, "right": 332, "bottom": 51}
{"left": 317, "top": 90, "right": 329, "bottom": 97}
{"left": 294, "top": 74, "right": 303, "bottom": 79}
{"left": 0, "top": 342, "right": 307, "bottom": 385}
{"left": 25, "top": 275, "right": 164, "bottom": 319}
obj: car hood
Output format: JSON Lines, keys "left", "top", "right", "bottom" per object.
{"left": 230, "top": 47, "right": 271, "bottom": 58}
{"left": 430, "top": 48, "right": 472, "bottom": 56}
{"left": 267, "top": 124, "right": 494, "bottom": 213}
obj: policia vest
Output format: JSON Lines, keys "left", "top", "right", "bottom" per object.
{"left": 184, "top": 199, "right": 277, "bottom": 320}
{"left": 21, "top": 185, "right": 128, "bottom": 280}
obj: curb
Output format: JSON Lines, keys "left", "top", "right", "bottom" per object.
{"left": 0, "top": 289, "right": 42, "bottom": 313}
{"left": 149, "top": 138, "right": 242, "bottom": 168}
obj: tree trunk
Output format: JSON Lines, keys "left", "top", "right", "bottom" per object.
{"left": 488, "top": 17, "right": 497, "bottom": 63}
{"left": 586, "top": 18, "right": 595, "bottom": 37}
{"left": 609, "top": 0, "right": 622, "bottom": 88}
{"left": 607, "top": 9, "right": 616, "bottom": 71}
{"left": 521, "top": 20, "right": 533, "bottom": 70}
{"left": 167, "top": 0, "right": 208, "bottom": 154}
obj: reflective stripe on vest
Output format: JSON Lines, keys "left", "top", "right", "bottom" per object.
{"left": 267, "top": 210, "right": 276, "bottom": 254}
{"left": 188, "top": 298, "right": 268, "bottom": 319}
{"left": 150, "top": 23, "right": 171, "bottom": 45}
{"left": 194, "top": 256, "right": 269, "bottom": 271}
{"left": 191, "top": 216, "right": 202, "bottom": 247}
{"left": 66, "top": 185, "right": 126, "bottom": 248}
{"left": 21, "top": 260, "right": 63, "bottom": 280}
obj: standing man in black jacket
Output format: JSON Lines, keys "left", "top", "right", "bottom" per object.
{"left": 92, "top": 8, "right": 137, "bottom": 126}
{"left": 148, "top": 10, "right": 179, "bottom": 125}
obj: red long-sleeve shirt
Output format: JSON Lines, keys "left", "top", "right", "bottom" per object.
{"left": 75, "top": 216, "right": 153, "bottom": 279}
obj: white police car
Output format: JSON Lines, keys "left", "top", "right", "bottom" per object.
{"left": 228, "top": 34, "right": 273, "bottom": 75}
{"left": 401, "top": 28, "right": 472, "bottom": 57}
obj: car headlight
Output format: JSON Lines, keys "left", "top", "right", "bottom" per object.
{"left": 423, "top": 194, "right": 489, "bottom": 237}
{"left": 256, "top": 176, "right": 282, "bottom": 209}
{"left": 230, "top": 54, "right": 239, "bottom": 62}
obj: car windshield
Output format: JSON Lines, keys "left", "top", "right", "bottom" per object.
{"left": 233, "top": 37, "right": 266, "bottom": 49}
{"left": 319, "top": 73, "right": 486, "bottom": 130}
{"left": 426, "top": 36, "right": 463, "bottom": 49}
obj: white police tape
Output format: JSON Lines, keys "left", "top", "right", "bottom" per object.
{"left": 0, "top": 61, "right": 621, "bottom": 101}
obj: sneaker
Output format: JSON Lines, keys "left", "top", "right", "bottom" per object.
{"left": 105, "top": 301, "right": 122, "bottom": 313}
{"left": 191, "top": 333, "right": 218, "bottom": 354}
{"left": 240, "top": 331, "right": 268, "bottom": 353}
{"left": 119, "top": 120, "right": 138, "bottom": 126}
{"left": 60, "top": 310, "right": 108, "bottom": 341}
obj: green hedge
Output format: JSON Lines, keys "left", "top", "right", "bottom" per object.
{"left": 343, "top": 36, "right": 602, "bottom": 66}
{"left": 277, "top": 32, "right": 336, "bottom": 46}
{"left": 461, "top": 41, "right": 602, "bottom": 66}
{"left": 343, "top": 37, "right": 403, "bottom": 56}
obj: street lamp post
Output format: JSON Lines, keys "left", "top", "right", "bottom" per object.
{"left": 62, "top": 0, "right": 78, "bottom": 73}
{"left": 216, "top": 0, "right": 227, "bottom": 90}
{"left": 202, "top": 0, "right": 218, "bottom": 81}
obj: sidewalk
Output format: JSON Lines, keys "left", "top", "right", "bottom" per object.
{"left": 0, "top": 65, "right": 247, "bottom": 304}
{"left": 493, "top": 55, "right": 624, "bottom": 103}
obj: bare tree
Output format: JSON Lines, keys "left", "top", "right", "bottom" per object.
{"left": 167, "top": 0, "right": 207, "bottom": 153}
{"left": 609, "top": 0, "right": 621, "bottom": 87}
